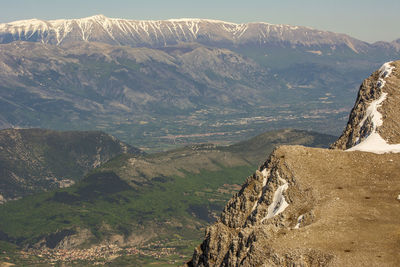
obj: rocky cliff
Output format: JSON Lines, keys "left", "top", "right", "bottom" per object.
{"left": 187, "top": 61, "right": 400, "bottom": 266}
{"left": 332, "top": 61, "right": 400, "bottom": 152}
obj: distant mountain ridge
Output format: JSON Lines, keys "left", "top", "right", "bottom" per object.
{"left": 0, "top": 14, "right": 394, "bottom": 52}
{"left": 0, "top": 15, "right": 399, "bottom": 150}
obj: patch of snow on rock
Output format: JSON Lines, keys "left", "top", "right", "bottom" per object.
{"left": 379, "top": 61, "right": 395, "bottom": 78}
{"left": 347, "top": 62, "right": 400, "bottom": 154}
{"left": 262, "top": 171, "right": 289, "bottom": 222}
{"left": 294, "top": 214, "right": 304, "bottom": 229}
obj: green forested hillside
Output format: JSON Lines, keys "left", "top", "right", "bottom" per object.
{"left": 0, "top": 128, "right": 142, "bottom": 202}
{"left": 0, "top": 129, "right": 335, "bottom": 266}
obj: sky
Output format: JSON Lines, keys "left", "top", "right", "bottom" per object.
{"left": 0, "top": 0, "right": 399, "bottom": 43}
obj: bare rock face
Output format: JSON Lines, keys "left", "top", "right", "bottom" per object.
{"left": 187, "top": 61, "right": 400, "bottom": 266}
{"left": 188, "top": 146, "right": 328, "bottom": 266}
{"left": 32, "top": 228, "right": 94, "bottom": 250}
{"left": 332, "top": 60, "right": 400, "bottom": 151}
{"left": 188, "top": 146, "right": 400, "bottom": 266}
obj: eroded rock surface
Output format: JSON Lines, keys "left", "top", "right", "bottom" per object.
{"left": 332, "top": 61, "right": 400, "bottom": 151}
{"left": 188, "top": 146, "right": 400, "bottom": 266}
{"left": 187, "top": 61, "right": 400, "bottom": 267}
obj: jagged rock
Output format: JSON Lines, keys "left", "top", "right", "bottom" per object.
{"left": 332, "top": 61, "right": 400, "bottom": 151}
{"left": 188, "top": 146, "right": 400, "bottom": 266}
{"left": 187, "top": 61, "right": 400, "bottom": 266}
{"left": 54, "top": 228, "right": 94, "bottom": 250}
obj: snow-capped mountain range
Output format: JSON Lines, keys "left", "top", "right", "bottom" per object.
{"left": 0, "top": 14, "right": 385, "bottom": 52}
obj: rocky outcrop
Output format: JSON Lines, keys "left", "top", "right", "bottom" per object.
{"left": 188, "top": 146, "right": 400, "bottom": 266}
{"left": 188, "top": 146, "right": 325, "bottom": 266}
{"left": 32, "top": 228, "right": 93, "bottom": 250}
{"left": 332, "top": 61, "right": 400, "bottom": 152}
{"left": 187, "top": 61, "right": 400, "bottom": 266}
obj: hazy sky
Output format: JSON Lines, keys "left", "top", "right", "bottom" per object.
{"left": 0, "top": 0, "right": 398, "bottom": 43}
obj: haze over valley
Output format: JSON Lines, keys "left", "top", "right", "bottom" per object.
{"left": 0, "top": 15, "right": 399, "bottom": 151}
{"left": 0, "top": 6, "right": 399, "bottom": 266}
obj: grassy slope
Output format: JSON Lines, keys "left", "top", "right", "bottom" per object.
{"left": 0, "top": 166, "right": 253, "bottom": 240}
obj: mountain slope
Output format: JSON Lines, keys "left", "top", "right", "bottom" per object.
{"left": 0, "top": 128, "right": 141, "bottom": 202}
{"left": 332, "top": 61, "right": 400, "bottom": 152}
{"left": 0, "top": 15, "right": 370, "bottom": 52}
{"left": 187, "top": 61, "right": 400, "bottom": 266}
{"left": 188, "top": 146, "right": 400, "bottom": 266}
{"left": 0, "top": 129, "right": 335, "bottom": 265}
{"left": 0, "top": 40, "right": 378, "bottom": 150}
{"left": 0, "top": 41, "right": 272, "bottom": 113}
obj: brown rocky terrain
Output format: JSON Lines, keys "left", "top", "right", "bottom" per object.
{"left": 332, "top": 60, "right": 400, "bottom": 149}
{"left": 188, "top": 146, "right": 400, "bottom": 266}
{"left": 187, "top": 61, "right": 400, "bottom": 266}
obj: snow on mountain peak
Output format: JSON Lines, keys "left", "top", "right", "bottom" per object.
{"left": 88, "top": 14, "right": 107, "bottom": 20}
{"left": 333, "top": 61, "right": 400, "bottom": 154}
{"left": 0, "top": 15, "right": 368, "bottom": 51}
